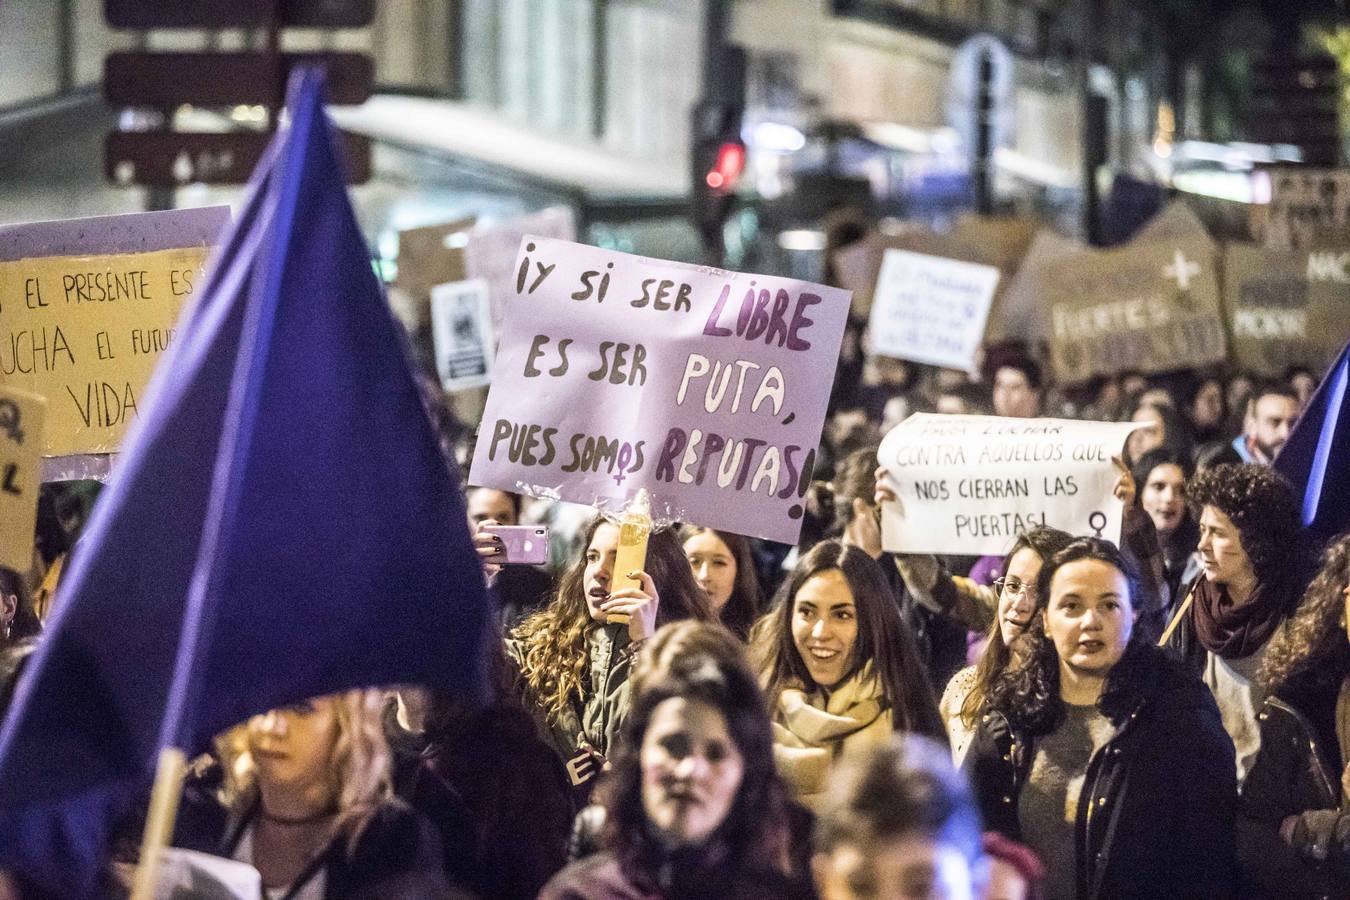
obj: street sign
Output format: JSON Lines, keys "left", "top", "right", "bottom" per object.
{"left": 105, "top": 0, "right": 375, "bottom": 28}
{"left": 106, "top": 130, "right": 372, "bottom": 186}
{"left": 105, "top": 52, "right": 374, "bottom": 108}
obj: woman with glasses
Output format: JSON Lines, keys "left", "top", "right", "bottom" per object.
{"left": 941, "top": 527, "right": 1074, "bottom": 764}
{"left": 965, "top": 538, "right": 1238, "bottom": 899}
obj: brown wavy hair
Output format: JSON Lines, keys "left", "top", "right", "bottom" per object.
{"left": 1260, "top": 534, "right": 1350, "bottom": 690}
{"left": 1187, "top": 463, "right": 1302, "bottom": 585}
{"left": 216, "top": 689, "right": 391, "bottom": 855}
{"left": 757, "top": 540, "right": 945, "bottom": 738}
{"left": 957, "top": 526, "right": 1073, "bottom": 728}
{"left": 510, "top": 516, "right": 712, "bottom": 725}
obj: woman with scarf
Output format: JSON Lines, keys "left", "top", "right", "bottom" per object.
{"left": 1237, "top": 533, "right": 1350, "bottom": 897}
{"left": 1163, "top": 463, "right": 1308, "bottom": 778}
{"left": 966, "top": 538, "right": 1237, "bottom": 899}
{"left": 755, "top": 540, "right": 945, "bottom": 811}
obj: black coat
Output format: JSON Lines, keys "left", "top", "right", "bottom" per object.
{"left": 964, "top": 644, "right": 1238, "bottom": 899}
{"left": 1238, "top": 671, "right": 1349, "bottom": 899}
{"left": 174, "top": 793, "right": 458, "bottom": 900}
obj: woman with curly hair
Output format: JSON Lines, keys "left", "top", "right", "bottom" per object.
{"left": 1237, "top": 534, "right": 1350, "bottom": 897}
{"left": 1163, "top": 462, "right": 1310, "bottom": 777}
{"left": 507, "top": 515, "right": 711, "bottom": 804}
{"left": 174, "top": 689, "right": 454, "bottom": 897}
{"left": 965, "top": 538, "right": 1237, "bottom": 899}
{"left": 541, "top": 648, "right": 809, "bottom": 899}
{"left": 756, "top": 540, "right": 945, "bottom": 810}
{"left": 680, "top": 526, "right": 764, "bottom": 640}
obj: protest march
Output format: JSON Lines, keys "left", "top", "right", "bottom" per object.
{"left": 0, "top": 42, "right": 1349, "bottom": 900}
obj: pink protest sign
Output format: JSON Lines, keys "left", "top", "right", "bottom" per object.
{"left": 469, "top": 237, "right": 851, "bottom": 544}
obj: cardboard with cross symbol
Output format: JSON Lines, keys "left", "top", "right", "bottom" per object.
{"left": 1041, "top": 203, "right": 1226, "bottom": 382}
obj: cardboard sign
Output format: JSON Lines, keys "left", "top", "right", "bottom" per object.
{"left": 1043, "top": 206, "right": 1226, "bottom": 382}
{"left": 879, "top": 414, "right": 1142, "bottom": 555}
{"left": 0, "top": 385, "right": 44, "bottom": 571}
{"left": 430, "top": 278, "right": 494, "bottom": 392}
{"left": 992, "top": 229, "right": 1085, "bottom": 344}
{"left": 0, "top": 208, "right": 228, "bottom": 457}
{"left": 868, "top": 249, "right": 999, "bottom": 372}
{"left": 1255, "top": 167, "right": 1350, "bottom": 250}
{"left": 1223, "top": 243, "right": 1350, "bottom": 377}
{"left": 465, "top": 207, "right": 577, "bottom": 335}
{"left": 469, "top": 236, "right": 850, "bottom": 544}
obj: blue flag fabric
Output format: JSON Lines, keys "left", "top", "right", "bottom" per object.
{"left": 1274, "top": 338, "right": 1350, "bottom": 543}
{"left": 0, "top": 69, "right": 490, "bottom": 896}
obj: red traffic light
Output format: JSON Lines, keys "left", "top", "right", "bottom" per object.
{"left": 705, "top": 141, "right": 745, "bottom": 191}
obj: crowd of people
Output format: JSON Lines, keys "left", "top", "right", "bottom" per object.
{"left": 0, "top": 314, "right": 1347, "bottom": 900}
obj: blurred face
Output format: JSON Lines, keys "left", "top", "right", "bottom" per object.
{"left": 996, "top": 547, "right": 1044, "bottom": 646}
{"left": 640, "top": 697, "right": 743, "bottom": 848}
{"left": 583, "top": 522, "right": 621, "bottom": 621}
{"left": 792, "top": 569, "right": 859, "bottom": 689}
{"left": 247, "top": 696, "right": 339, "bottom": 794}
{"left": 1045, "top": 559, "right": 1134, "bottom": 679}
{"left": 1247, "top": 394, "right": 1297, "bottom": 460}
{"left": 993, "top": 367, "right": 1040, "bottom": 418}
{"left": 1126, "top": 406, "right": 1164, "bottom": 462}
{"left": 1191, "top": 381, "right": 1223, "bottom": 430}
{"left": 1197, "top": 506, "right": 1254, "bottom": 587}
{"left": 685, "top": 530, "right": 737, "bottom": 617}
{"left": 815, "top": 836, "right": 981, "bottom": 900}
{"left": 467, "top": 488, "right": 517, "bottom": 526}
{"left": 1141, "top": 463, "right": 1186, "bottom": 535}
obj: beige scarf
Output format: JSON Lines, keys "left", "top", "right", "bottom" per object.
{"left": 772, "top": 667, "right": 893, "bottom": 810}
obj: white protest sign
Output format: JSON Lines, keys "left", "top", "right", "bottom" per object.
{"left": 430, "top": 278, "right": 494, "bottom": 391}
{"left": 469, "top": 236, "right": 850, "bottom": 544}
{"left": 868, "top": 249, "right": 999, "bottom": 372}
{"left": 878, "top": 413, "right": 1143, "bottom": 555}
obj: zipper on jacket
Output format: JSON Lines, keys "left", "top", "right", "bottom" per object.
{"left": 1265, "top": 697, "right": 1338, "bottom": 804}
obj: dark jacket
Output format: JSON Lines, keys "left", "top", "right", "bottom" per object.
{"left": 964, "top": 644, "right": 1238, "bottom": 899}
{"left": 174, "top": 793, "right": 457, "bottom": 900}
{"left": 879, "top": 551, "right": 968, "bottom": 691}
{"left": 1238, "top": 671, "right": 1349, "bottom": 899}
{"left": 539, "top": 849, "right": 812, "bottom": 900}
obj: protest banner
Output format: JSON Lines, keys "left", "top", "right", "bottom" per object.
{"left": 1043, "top": 204, "right": 1226, "bottom": 382}
{"left": 430, "top": 278, "right": 494, "bottom": 392}
{"left": 1222, "top": 242, "right": 1350, "bottom": 377}
{"left": 0, "top": 385, "right": 44, "bottom": 571}
{"left": 867, "top": 249, "right": 999, "bottom": 372}
{"left": 0, "top": 207, "right": 228, "bottom": 458}
{"left": 990, "top": 229, "right": 1084, "bottom": 344}
{"left": 465, "top": 207, "right": 577, "bottom": 334}
{"left": 392, "top": 216, "right": 476, "bottom": 296}
{"left": 1253, "top": 167, "right": 1350, "bottom": 250}
{"left": 469, "top": 236, "right": 850, "bottom": 544}
{"left": 878, "top": 413, "right": 1143, "bottom": 555}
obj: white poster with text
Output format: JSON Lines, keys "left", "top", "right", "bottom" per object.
{"left": 867, "top": 249, "right": 999, "bottom": 372}
{"left": 879, "top": 413, "right": 1142, "bottom": 555}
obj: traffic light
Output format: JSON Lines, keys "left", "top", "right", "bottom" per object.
{"left": 690, "top": 45, "right": 746, "bottom": 258}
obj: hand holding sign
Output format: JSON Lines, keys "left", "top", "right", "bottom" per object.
{"left": 878, "top": 414, "right": 1144, "bottom": 555}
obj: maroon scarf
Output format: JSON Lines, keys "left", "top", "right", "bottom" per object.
{"left": 1191, "top": 578, "right": 1288, "bottom": 660}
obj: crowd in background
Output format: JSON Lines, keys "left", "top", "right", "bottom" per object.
{"left": 0, "top": 280, "right": 1346, "bottom": 900}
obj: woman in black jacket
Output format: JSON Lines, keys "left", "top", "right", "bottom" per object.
{"left": 1238, "top": 533, "right": 1350, "bottom": 898}
{"left": 965, "top": 538, "right": 1238, "bottom": 899}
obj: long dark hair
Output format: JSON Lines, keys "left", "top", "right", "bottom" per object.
{"left": 680, "top": 527, "right": 764, "bottom": 640}
{"left": 603, "top": 660, "right": 791, "bottom": 883}
{"left": 1260, "top": 534, "right": 1350, "bottom": 691}
{"left": 758, "top": 540, "right": 945, "bottom": 738}
{"left": 957, "top": 527, "right": 1073, "bottom": 728}
{"left": 512, "top": 516, "right": 712, "bottom": 724}
{"left": 985, "top": 538, "right": 1154, "bottom": 734}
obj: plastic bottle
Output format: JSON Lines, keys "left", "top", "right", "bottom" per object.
{"left": 606, "top": 489, "right": 651, "bottom": 625}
